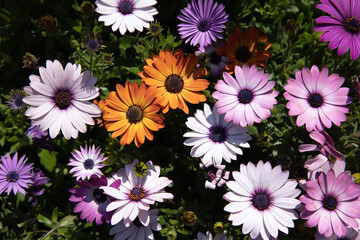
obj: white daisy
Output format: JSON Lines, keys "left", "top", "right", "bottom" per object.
{"left": 183, "top": 103, "right": 251, "bottom": 167}
{"left": 23, "top": 60, "right": 101, "bottom": 140}
{"left": 68, "top": 145, "right": 107, "bottom": 181}
{"left": 95, "top": 0, "right": 158, "bottom": 35}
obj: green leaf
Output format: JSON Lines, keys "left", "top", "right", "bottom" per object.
{"left": 52, "top": 207, "right": 58, "bottom": 222}
{"left": 38, "top": 149, "right": 57, "bottom": 173}
{"left": 37, "top": 214, "right": 53, "bottom": 228}
{"left": 57, "top": 215, "right": 76, "bottom": 228}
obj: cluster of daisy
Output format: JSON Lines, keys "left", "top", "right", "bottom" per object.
{"left": 2, "top": 0, "right": 360, "bottom": 239}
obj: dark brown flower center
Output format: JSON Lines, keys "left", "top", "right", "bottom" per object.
{"left": 235, "top": 46, "right": 252, "bottom": 63}
{"left": 344, "top": 17, "right": 360, "bottom": 34}
{"left": 209, "top": 52, "right": 222, "bottom": 64}
{"left": 238, "top": 89, "right": 253, "bottom": 104}
{"left": 126, "top": 105, "right": 143, "bottom": 124}
{"left": 129, "top": 186, "right": 146, "bottom": 201}
{"left": 165, "top": 74, "right": 184, "bottom": 93}
{"left": 83, "top": 159, "right": 94, "bottom": 170}
{"left": 118, "top": 1, "right": 133, "bottom": 15}
{"left": 93, "top": 188, "right": 107, "bottom": 203}
{"left": 252, "top": 192, "right": 271, "bottom": 210}
{"left": 308, "top": 93, "right": 324, "bottom": 108}
{"left": 197, "top": 19, "right": 211, "bottom": 32}
{"left": 209, "top": 126, "right": 227, "bottom": 143}
{"left": 55, "top": 91, "right": 72, "bottom": 109}
{"left": 322, "top": 195, "right": 337, "bottom": 211}
{"left": 6, "top": 171, "right": 19, "bottom": 182}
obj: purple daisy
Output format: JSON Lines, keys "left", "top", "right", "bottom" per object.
{"left": 223, "top": 160, "right": 301, "bottom": 240}
{"left": 212, "top": 64, "right": 278, "bottom": 127}
{"left": 315, "top": 227, "right": 360, "bottom": 239}
{"left": 284, "top": 65, "right": 352, "bottom": 132}
{"left": 314, "top": 0, "right": 360, "bottom": 60}
{"left": 69, "top": 175, "right": 121, "bottom": 225}
{"left": 6, "top": 89, "right": 27, "bottom": 111}
{"left": 101, "top": 159, "right": 173, "bottom": 226}
{"left": 68, "top": 145, "right": 107, "bottom": 181}
{"left": 177, "top": 0, "right": 229, "bottom": 49}
{"left": 200, "top": 164, "right": 230, "bottom": 190}
{"left": 27, "top": 168, "right": 50, "bottom": 207}
{"left": 23, "top": 60, "right": 101, "bottom": 140}
{"left": 204, "top": 43, "right": 229, "bottom": 76}
{"left": 109, "top": 209, "right": 161, "bottom": 240}
{"left": 0, "top": 153, "right": 33, "bottom": 195}
{"left": 25, "top": 125, "right": 55, "bottom": 150}
{"left": 300, "top": 170, "right": 360, "bottom": 238}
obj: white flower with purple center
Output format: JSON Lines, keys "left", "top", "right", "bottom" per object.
{"left": 184, "top": 103, "right": 251, "bottom": 167}
{"left": 101, "top": 159, "right": 173, "bottom": 226}
{"left": 200, "top": 164, "right": 230, "bottom": 189}
{"left": 23, "top": 60, "right": 101, "bottom": 140}
{"left": 95, "top": 0, "right": 158, "bottom": 35}
{"left": 68, "top": 145, "right": 107, "bottom": 181}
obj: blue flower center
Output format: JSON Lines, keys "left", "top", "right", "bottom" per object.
{"left": 83, "top": 159, "right": 95, "bottom": 170}
{"left": 308, "top": 93, "right": 324, "bottom": 108}
{"left": 322, "top": 195, "right": 337, "bottom": 211}
{"left": 235, "top": 46, "right": 251, "bottom": 63}
{"left": 93, "top": 188, "right": 107, "bottom": 203}
{"left": 6, "top": 171, "right": 19, "bottom": 182}
{"left": 129, "top": 186, "right": 146, "bottom": 201}
{"left": 209, "top": 52, "right": 222, "bottom": 64}
{"left": 197, "top": 19, "right": 211, "bottom": 32}
{"left": 345, "top": 17, "right": 360, "bottom": 34}
{"left": 126, "top": 105, "right": 143, "bottom": 124}
{"left": 252, "top": 192, "right": 271, "bottom": 210}
{"left": 118, "top": 1, "right": 133, "bottom": 15}
{"left": 238, "top": 89, "right": 253, "bottom": 104}
{"left": 209, "top": 126, "right": 227, "bottom": 143}
{"left": 55, "top": 91, "right": 72, "bottom": 109}
{"left": 86, "top": 40, "right": 100, "bottom": 52}
{"left": 165, "top": 74, "right": 184, "bottom": 93}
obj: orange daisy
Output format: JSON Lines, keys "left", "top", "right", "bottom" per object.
{"left": 138, "top": 49, "right": 210, "bottom": 114}
{"left": 217, "top": 27, "right": 271, "bottom": 73}
{"left": 102, "top": 81, "right": 164, "bottom": 147}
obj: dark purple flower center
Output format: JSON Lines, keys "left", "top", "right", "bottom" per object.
{"left": 93, "top": 188, "right": 107, "bottom": 203}
{"left": 118, "top": 1, "right": 133, "bottom": 15}
{"left": 322, "top": 195, "right": 337, "bottom": 211}
{"left": 6, "top": 171, "right": 19, "bottom": 182}
{"left": 165, "top": 74, "right": 184, "bottom": 93}
{"left": 15, "top": 97, "right": 25, "bottom": 108}
{"left": 209, "top": 125, "right": 227, "bottom": 143}
{"left": 209, "top": 52, "right": 222, "bottom": 65}
{"left": 150, "top": 25, "right": 159, "bottom": 33}
{"left": 206, "top": 167, "right": 217, "bottom": 181}
{"left": 129, "top": 186, "right": 146, "bottom": 201}
{"left": 344, "top": 17, "right": 360, "bottom": 34}
{"left": 86, "top": 40, "right": 100, "bottom": 52}
{"left": 83, "top": 159, "right": 95, "bottom": 170}
{"left": 308, "top": 93, "right": 324, "bottom": 108}
{"left": 126, "top": 105, "right": 143, "bottom": 124}
{"left": 197, "top": 19, "right": 211, "bottom": 32}
{"left": 238, "top": 89, "right": 253, "bottom": 104}
{"left": 55, "top": 91, "right": 72, "bottom": 109}
{"left": 235, "top": 46, "right": 252, "bottom": 63}
{"left": 252, "top": 192, "right": 271, "bottom": 210}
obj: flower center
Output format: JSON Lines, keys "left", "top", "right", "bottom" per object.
{"left": 308, "top": 93, "right": 324, "bottom": 108}
{"left": 197, "top": 19, "right": 211, "bottom": 32}
{"left": 165, "top": 74, "right": 184, "bottom": 93}
{"left": 126, "top": 105, "right": 143, "bottom": 124}
{"left": 150, "top": 25, "right": 159, "bottom": 33}
{"left": 252, "top": 192, "right": 271, "bottom": 210}
{"left": 55, "top": 91, "right": 72, "bottom": 109}
{"left": 344, "top": 17, "right": 360, "bottom": 34}
{"left": 118, "top": 1, "right": 133, "bottom": 15}
{"left": 238, "top": 89, "right": 253, "bottom": 104}
{"left": 86, "top": 40, "right": 100, "bottom": 52}
{"left": 93, "top": 188, "right": 107, "bottom": 203}
{"left": 235, "top": 46, "right": 252, "bottom": 63}
{"left": 6, "top": 171, "right": 19, "bottom": 182}
{"left": 129, "top": 186, "right": 146, "bottom": 201}
{"left": 209, "top": 126, "right": 227, "bottom": 143}
{"left": 15, "top": 98, "right": 25, "bottom": 108}
{"left": 209, "top": 52, "right": 222, "bottom": 64}
{"left": 83, "top": 159, "right": 95, "bottom": 170}
{"left": 206, "top": 167, "right": 217, "bottom": 181}
{"left": 322, "top": 195, "right": 337, "bottom": 211}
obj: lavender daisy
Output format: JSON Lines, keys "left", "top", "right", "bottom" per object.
{"left": 204, "top": 43, "right": 228, "bottom": 76}
{"left": 315, "top": 227, "right": 360, "bottom": 240}
{"left": 0, "top": 153, "right": 33, "bottom": 196}
{"left": 224, "top": 160, "right": 301, "bottom": 240}
{"left": 23, "top": 60, "right": 101, "bottom": 140}
{"left": 25, "top": 125, "right": 55, "bottom": 150}
{"left": 314, "top": 0, "right": 360, "bottom": 60}
{"left": 183, "top": 103, "right": 251, "bottom": 167}
{"left": 95, "top": 0, "right": 158, "bottom": 35}
{"left": 196, "top": 231, "right": 231, "bottom": 240}
{"left": 200, "top": 164, "right": 230, "bottom": 190}
{"left": 68, "top": 145, "right": 107, "bottom": 181}
{"left": 212, "top": 64, "right": 278, "bottom": 127}
{"left": 6, "top": 89, "right": 27, "bottom": 111}
{"left": 27, "top": 168, "right": 50, "bottom": 207}
{"left": 109, "top": 209, "right": 161, "bottom": 240}
{"left": 102, "top": 159, "right": 173, "bottom": 226}
{"left": 69, "top": 175, "right": 121, "bottom": 225}
{"left": 177, "top": 0, "right": 229, "bottom": 49}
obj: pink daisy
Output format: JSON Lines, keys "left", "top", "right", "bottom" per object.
{"left": 212, "top": 64, "right": 278, "bottom": 127}
{"left": 101, "top": 159, "right": 173, "bottom": 226}
{"left": 300, "top": 170, "right": 360, "bottom": 238}
{"left": 284, "top": 65, "right": 352, "bottom": 132}
{"left": 315, "top": 227, "right": 360, "bottom": 240}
